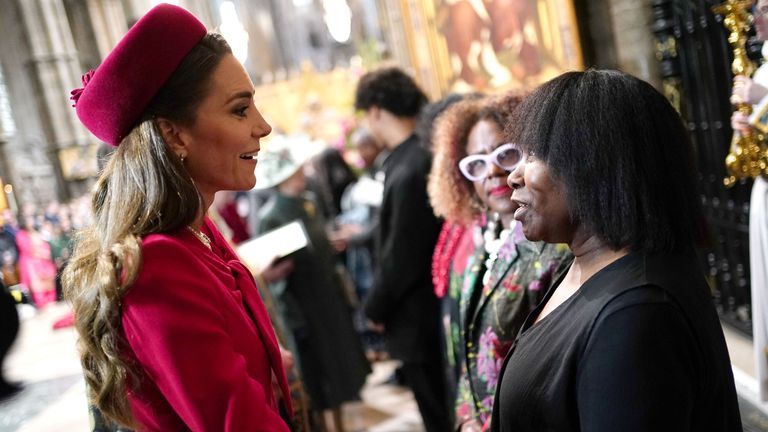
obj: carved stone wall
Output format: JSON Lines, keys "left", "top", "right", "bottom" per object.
{"left": 610, "top": 0, "right": 660, "bottom": 87}
{"left": 0, "top": 0, "right": 133, "bottom": 206}
{"left": 573, "top": 0, "right": 660, "bottom": 87}
{"left": 0, "top": 0, "right": 69, "bottom": 206}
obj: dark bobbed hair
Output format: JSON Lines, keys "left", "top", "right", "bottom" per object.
{"left": 354, "top": 67, "right": 428, "bottom": 117}
{"left": 312, "top": 147, "right": 357, "bottom": 218}
{"left": 417, "top": 92, "right": 483, "bottom": 150}
{"left": 506, "top": 70, "right": 703, "bottom": 252}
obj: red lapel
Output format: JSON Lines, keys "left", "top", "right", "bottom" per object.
{"left": 203, "top": 218, "right": 294, "bottom": 417}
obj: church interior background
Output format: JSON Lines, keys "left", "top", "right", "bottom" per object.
{"left": 0, "top": 0, "right": 766, "bottom": 429}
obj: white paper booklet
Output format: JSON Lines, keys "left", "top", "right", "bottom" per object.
{"left": 236, "top": 220, "right": 309, "bottom": 272}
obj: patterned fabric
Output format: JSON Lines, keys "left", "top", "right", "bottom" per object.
{"left": 440, "top": 223, "right": 477, "bottom": 423}
{"left": 454, "top": 221, "right": 572, "bottom": 429}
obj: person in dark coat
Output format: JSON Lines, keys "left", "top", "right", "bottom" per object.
{"left": 354, "top": 67, "right": 449, "bottom": 432}
{"left": 0, "top": 218, "right": 19, "bottom": 288}
{"left": 0, "top": 279, "right": 21, "bottom": 400}
{"left": 336, "top": 129, "right": 388, "bottom": 360}
{"left": 255, "top": 135, "right": 371, "bottom": 432}
{"left": 309, "top": 147, "right": 357, "bottom": 222}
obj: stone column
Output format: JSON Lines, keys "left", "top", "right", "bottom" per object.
{"left": 18, "top": 0, "right": 90, "bottom": 149}
{"left": 0, "top": 0, "right": 89, "bottom": 205}
{"left": 609, "top": 0, "right": 660, "bottom": 87}
{"left": 19, "top": 0, "right": 94, "bottom": 204}
{"left": 182, "top": 0, "right": 216, "bottom": 28}
{"left": 573, "top": 0, "right": 660, "bottom": 88}
{"left": 121, "top": 0, "right": 215, "bottom": 28}
{"left": 0, "top": 65, "right": 16, "bottom": 193}
{"left": 120, "top": 0, "right": 150, "bottom": 25}
{"left": 85, "top": 0, "right": 129, "bottom": 57}
{"left": 576, "top": 0, "right": 620, "bottom": 69}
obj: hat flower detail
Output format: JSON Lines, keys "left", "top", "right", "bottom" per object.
{"left": 69, "top": 69, "right": 95, "bottom": 108}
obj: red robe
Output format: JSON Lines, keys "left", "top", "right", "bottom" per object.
{"left": 121, "top": 218, "right": 292, "bottom": 431}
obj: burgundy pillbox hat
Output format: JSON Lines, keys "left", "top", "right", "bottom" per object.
{"left": 70, "top": 4, "right": 207, "bottom": 146}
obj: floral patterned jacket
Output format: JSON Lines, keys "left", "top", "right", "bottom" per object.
{"left": 440, "top": 224, "right": 479, "bottom": 373}
{"left": 454, "top": 223, "right": 573, "bottom": 429}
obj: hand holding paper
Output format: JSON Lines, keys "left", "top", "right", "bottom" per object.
{"left": 237, "top": 220, "right": 309, "bottom": 273}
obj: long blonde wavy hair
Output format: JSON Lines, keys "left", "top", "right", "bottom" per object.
{"left": 63, "top": 33, "right": 232, "bottom": 428}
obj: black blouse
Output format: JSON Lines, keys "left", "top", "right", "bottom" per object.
{"left": 491, "top": 251, "right": 742, "bottom": 431}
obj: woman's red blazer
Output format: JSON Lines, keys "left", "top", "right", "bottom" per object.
{"left": 121, "top": 218, "right": 292, "bottom": 431}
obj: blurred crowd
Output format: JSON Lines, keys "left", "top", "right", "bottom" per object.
{"left": 0, "top": 198, "right": 92, "bottom": 309}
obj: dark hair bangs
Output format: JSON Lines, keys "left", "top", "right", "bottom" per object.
{"left": 504, "top": 72, "right": 582, "bottom": 163}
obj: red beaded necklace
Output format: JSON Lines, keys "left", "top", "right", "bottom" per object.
{"left": 432, "top": 221, "right": 467, "bottom": 298}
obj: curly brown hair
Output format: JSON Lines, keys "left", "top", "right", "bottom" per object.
{"left": 428, "top": 92, "right": 524, "bottom": 223}
{"left": 429, "top": 98, "right": 484, "bottom": 223}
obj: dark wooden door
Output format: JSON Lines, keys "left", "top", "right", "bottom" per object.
{"left": 653, "top": 0, "right": 756, "bottom": 335}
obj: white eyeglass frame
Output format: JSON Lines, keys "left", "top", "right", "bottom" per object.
{"left": 458, "top": 143, "right": 522, "bottom": 182}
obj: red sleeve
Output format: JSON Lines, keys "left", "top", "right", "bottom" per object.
{"left": 122, "top": 237, "right": 289, "bottom": 432}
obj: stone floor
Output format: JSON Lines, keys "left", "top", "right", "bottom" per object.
{"left": 4, "top": 303, "right": 768, "bottom": 431}
{"left": 0, "top": 303, "right": 425, "bottom": 432}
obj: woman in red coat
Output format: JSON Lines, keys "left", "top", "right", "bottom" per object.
{"left": 62, "top": 4, "right": 291, "bottom": 431}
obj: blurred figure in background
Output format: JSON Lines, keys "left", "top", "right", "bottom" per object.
{"left": 428, "top": 96, "right": 489, "bottom": 427}
{"left": 43, "top": 201, "right": 61, "bottom": 225}
{"left": 256, "top": 136, "right": 370, "bottom": 432}
{"left": 336, "top": 128, "right": 387, "bottom": 361}
{"left": 0, "top": 278, "right": 21, "bottom": 401}
{"left": 354, "top": 67, "right": 449, "bottom": 432}
{"left": 0, "top": 211, "right": 19, "bottom": 289}
{"left": 309, "top": 147, "right": 358, "bottom": 223}
{"left": 417, "top": 93, "right": 477, "bottom": 152}
{"left": 16, "top": 214, "right": 57, "bottom": 307}
{"left": 418, "top": 92, "right": 481, "bottom": 420}
{"left": 213, "top": 191, "right": 252, "bottom": 244}
{"left": 351, "top": 128, "right": 387, "bottom": 175}
{"left": 44, "top": 217, "right": 73, "bottom": 301}
{"left": 730, "top": 0, "right": 768, "bottom": 401}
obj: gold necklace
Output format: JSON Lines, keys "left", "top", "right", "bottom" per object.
{"left": 186, "top": 226, "right": 212, "bottom": 250}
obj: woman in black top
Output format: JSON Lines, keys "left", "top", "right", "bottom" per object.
{"left": 491, "top": 70, "right": 742, "bottom": 431}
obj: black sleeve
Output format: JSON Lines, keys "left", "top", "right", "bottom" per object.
{"left": 364, "top": 171, "right": 438, "bottom": 322}
{"left": 256, "top": 213, "right": 282, "bottom": 235}
{"left": 576, "top": 300, "right": 699, "bottom": 431}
